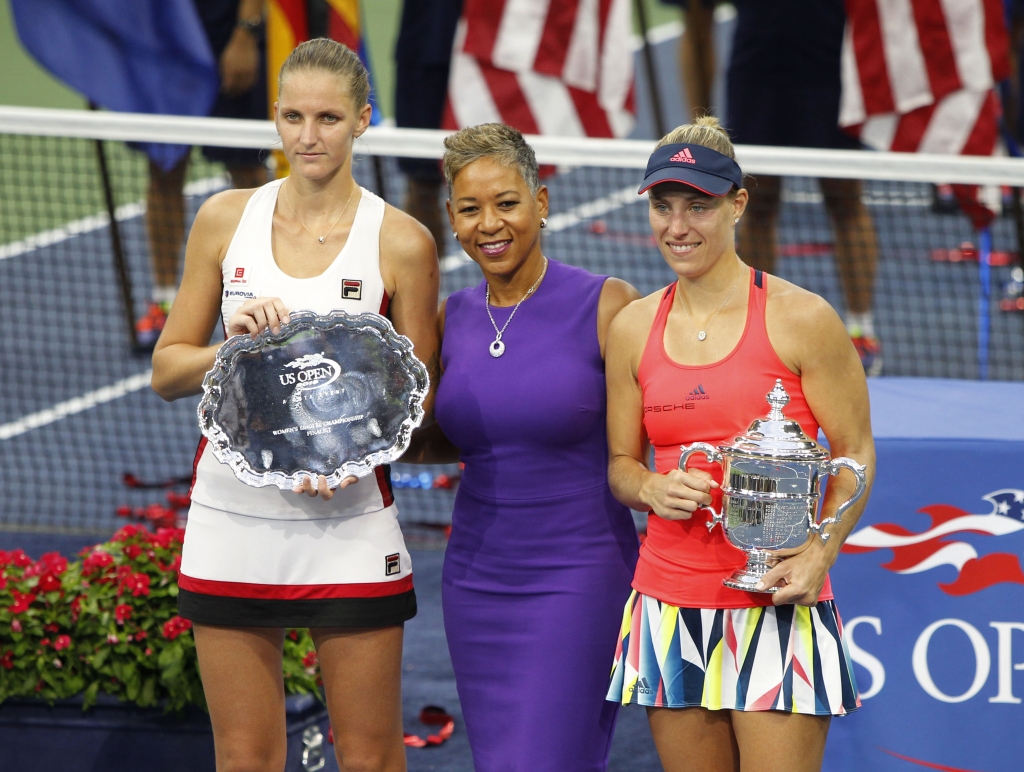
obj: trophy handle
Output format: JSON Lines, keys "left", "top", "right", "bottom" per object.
{"left": 678, "top": 443, "right": 724, "bottom": 532}
{"left": 810, "top": 456, "right": 867, "bottom": 542}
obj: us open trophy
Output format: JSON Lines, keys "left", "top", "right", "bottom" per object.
{"left": 679, "top": 380, "right": 867, "bottom": 593}
{"left": 197, "top": 311, "right": 429, "bottom": 489}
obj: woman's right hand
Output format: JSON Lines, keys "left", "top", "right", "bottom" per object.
{"left": 227, "top": 297, "right": 291, "bottom": 339}
{"left": 639, "top": 468, "right": 718, "bottom": 520}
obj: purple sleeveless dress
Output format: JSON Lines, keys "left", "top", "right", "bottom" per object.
{"left": 435, "top": 260, "right": 640, "bottom": 772}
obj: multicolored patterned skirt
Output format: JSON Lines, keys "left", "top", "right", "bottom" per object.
{"left": 606, "top": 590, "right": 860, "bottom": 715}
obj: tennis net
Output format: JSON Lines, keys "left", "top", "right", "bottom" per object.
{"left": 1, "top": 106, "right": 1022, "bottom": 533}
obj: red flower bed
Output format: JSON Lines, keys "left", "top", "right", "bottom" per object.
{"left": 0, "top": 525, "right": 321, "bottom": 712}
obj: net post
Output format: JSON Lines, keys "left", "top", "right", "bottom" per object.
{"left": 978, "top": 226, "right": 992, "bottom": 380}
{"left": 633, "top": 0, "right": 667, "bottom": 138}
{"left": 93, "top": 136, "right": 139, "bottom": 351}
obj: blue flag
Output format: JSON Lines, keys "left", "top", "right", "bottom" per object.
{"left": 11, "top": 0, "right": 219, "bottom": 169}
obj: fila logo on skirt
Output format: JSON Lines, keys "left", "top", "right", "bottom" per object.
{"left": 385, "top": 553, "right": 401, "bottom": 576}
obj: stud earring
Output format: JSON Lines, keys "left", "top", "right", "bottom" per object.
{"left": 734, "top": 218, "right": 740, "bottom": 224}
{"left": 540, "top": 218, "right": 548, "bottom": 229}
{"left": 452, "top": 232, "right": 458, "bottom": 238}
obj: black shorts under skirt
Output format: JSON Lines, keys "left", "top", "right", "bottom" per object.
{"left": 178, "top": 588, "right": 417, "bottom": 629}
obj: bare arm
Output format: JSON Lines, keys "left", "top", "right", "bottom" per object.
{"left": 401, "top": 299, "right": 461, "bottom": 464}
{"left": 759, "top": 284, "right": 876, "bottom": 605}
{"left": 151, "top": 190, "right": 257, "bottom": 401}
{"left": 379, "top": 204, "right": 441, "bottom": 420}
{"left": 597, "top": 277, "right": 641, "bottom": 357}
{"left": 402, "top": 421, "right": 461, "bottom": 464}
{"left": 606, "top": 297, "right": 717, "bottom": 516}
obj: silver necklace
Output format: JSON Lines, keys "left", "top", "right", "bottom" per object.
{"left": 484, "top": 257, "right": 548, "bottom": 358}
{"left": 678, "top": 270, "right": 742, "bottom": 342}
{"left": 284, "top": 181, "right": 357, "bottom": 244}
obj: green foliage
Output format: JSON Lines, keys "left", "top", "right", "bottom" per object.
{"left": 0, "top": 525, "right": 321, "bottom": 712}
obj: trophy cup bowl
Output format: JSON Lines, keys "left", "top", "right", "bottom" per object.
{"left": 197, "top": 310, "right": 429, "bottom": 490}
{"left": 678, "top": 380, "right": 866, "bottom": 593}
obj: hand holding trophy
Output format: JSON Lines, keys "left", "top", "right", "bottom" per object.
{"left": 679, "top": 379, "right": 867, "bottom": 593}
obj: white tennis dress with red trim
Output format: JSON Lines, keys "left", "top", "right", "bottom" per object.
{"left": 177, "top": 180, "right": 416, "bottom": 628}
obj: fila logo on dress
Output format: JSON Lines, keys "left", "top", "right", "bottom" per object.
{"left": 385, "top": 553, "right": 401, "bottom": 576}
{"left": 342, "top": 279, "right": 362, "bottom": 300}
{"left": 670, "top": 148, "right": 696, "bottom": 164}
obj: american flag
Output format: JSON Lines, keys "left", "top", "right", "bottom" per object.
{"left": 443, "top": 0, "right": 636, "bottom": 139}
{"left": 838, "top": 0, "right": 1011, "bottom": 226}
{"left": 842, "top": 489, "right": 1024, "bottom": 596}
{"left": 839, "top": 0, "right": 1010, "bottom": 155}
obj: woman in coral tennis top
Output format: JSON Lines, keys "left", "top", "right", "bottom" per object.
{"left": 604, "top": 116, "right": 875, "bottom": 772}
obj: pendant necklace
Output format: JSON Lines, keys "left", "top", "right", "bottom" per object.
{"left": 485, "top": 257, "right": 548, "bottom": 358}
{"left": 679, "top": 269, "right": 741, "bottom": 342}
{"left": 284, "top": 181, "right": 357, "bottom": 244}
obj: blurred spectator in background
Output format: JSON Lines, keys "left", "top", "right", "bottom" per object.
{"left": 662, "top": 0, "right": 719, "bottom": 121}
{"left": 1007, "top": 1, "right": 1024, "bottom": 147}
{"left": 730, "top": 0, "right": 881, "bottom": 375}
{"left": 673, "top": 0, "right": 883, "bottom": 375}
{"left": 394, "top": 0, "right": 463, "bottom": 256}
{"left": 137, "top": 0, "right": 270, "bottom": 348}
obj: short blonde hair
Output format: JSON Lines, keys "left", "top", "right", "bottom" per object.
{"left": 279, "top": 38, "right": 370, "bottom": 110}
{"left": 443, "top": 123, "right": 540, "bottom": 195}
{"left": 656, "top": 115, "right": 735, "bottom": 159}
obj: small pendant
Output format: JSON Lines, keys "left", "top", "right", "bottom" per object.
{"left": 318, "top": 236, "right": 325, "bottom": 244}
{"left": 489, "top": 339, "right": 505, "bottom": 358}
{"left": 698, "top": 331, "right": 707, "bottom": 341}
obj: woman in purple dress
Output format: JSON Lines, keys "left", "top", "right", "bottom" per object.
{"left": 404, "top": 124, "right": 640, "bottom": 770}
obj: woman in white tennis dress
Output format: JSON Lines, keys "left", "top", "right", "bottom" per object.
{"left": 152, "top": 39, "right": 439, "bottom": 772}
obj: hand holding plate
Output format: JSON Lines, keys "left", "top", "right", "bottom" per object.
{"left": 227, "top": 297, "right": 291, "bottom": 339}
{"left": 292, "top": 473, "right": 359, "bottom": 499}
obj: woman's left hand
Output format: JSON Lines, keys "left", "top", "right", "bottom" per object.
{"left": 756, "top": 539, "right": 833, "bottom": 607}
{"left": 292, "top": 474, "right": 358, "bottom": 500}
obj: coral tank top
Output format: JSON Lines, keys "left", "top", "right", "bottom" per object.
{"left": 631, "top": 268, "right": 834, "bottom": 608}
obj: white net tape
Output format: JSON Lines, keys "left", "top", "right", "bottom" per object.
{"left": 2, "top": 105, "right": 1023, "bottom": 185}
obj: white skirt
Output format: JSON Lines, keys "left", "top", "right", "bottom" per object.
{"left": 177, "top": 501, "right": 416, "bottom": 628}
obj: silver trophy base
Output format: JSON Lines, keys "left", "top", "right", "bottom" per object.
{"left": 722, "top": 550, "right": 779, "bottom": 594}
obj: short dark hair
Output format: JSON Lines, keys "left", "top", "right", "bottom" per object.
{"left": 442, "top": 123, "right": 540, "bottom": 195}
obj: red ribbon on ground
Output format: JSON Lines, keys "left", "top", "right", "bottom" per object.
{"left": 403, "top": 705, "right": 455, "bottom": 748}
{"left": 325, "top": 706, "right": 454, "bottom": 749}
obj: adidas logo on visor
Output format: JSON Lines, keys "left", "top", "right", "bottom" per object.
{"left": 669, "top": 148, "right": 696, "bottom": 164}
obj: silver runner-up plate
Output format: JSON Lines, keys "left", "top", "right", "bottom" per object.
{"left": 198, "top": 310, "right": 429, "bottom": 490}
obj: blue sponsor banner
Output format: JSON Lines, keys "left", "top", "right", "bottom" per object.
{"left": 824, "top": 379, "right": 1024, "bottom": 772}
